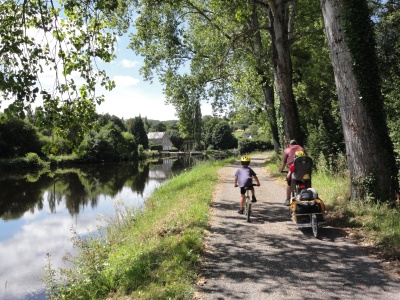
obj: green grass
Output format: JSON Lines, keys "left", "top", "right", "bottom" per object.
{"left": 233, "top": 130, "right": 244, "bottom": 138}
{"left": 265, "top": 152, "right": 400, "bottom": 263}
{"left": 45, "top": 157, "right": 236, "bottom": 300}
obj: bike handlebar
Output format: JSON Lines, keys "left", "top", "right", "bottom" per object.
{"left": 234, "top": 183, "right": 259, "bottom": 187}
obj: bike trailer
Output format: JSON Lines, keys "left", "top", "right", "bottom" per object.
{"left": 290, "top": 198, "right": 326, "bottom": 224}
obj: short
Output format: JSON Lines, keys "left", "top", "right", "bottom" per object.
{"left": 240, "top": 186, "right": 254, "bottom": 195}
{"left": 287, "top": 176, "right": 291, "bottom": 186}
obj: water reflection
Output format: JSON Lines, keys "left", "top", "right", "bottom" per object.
{"left": 0, "top": 157, "right": 200, "bottom": 300}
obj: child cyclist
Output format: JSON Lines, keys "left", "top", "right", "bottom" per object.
{"left": 234, "top": 156, "right": 261, "bottom": 214}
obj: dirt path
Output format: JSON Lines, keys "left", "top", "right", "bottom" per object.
{"left": 195, "top": 154, "right": 400, "bottom": 300}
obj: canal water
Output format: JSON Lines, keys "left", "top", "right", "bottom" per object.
{"left": 0, "top": 157, "right": 200, "bottom": 300}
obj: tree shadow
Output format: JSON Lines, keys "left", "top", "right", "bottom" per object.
{"left": 200, "top": 195, "right": 400, "bottom": 299}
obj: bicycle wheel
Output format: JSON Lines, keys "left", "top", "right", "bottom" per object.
{"left": 246, "top": 201, "right": 251, "bottom": 222}
{"left": 311, "top": 214, "right": 319, "bottom": 238}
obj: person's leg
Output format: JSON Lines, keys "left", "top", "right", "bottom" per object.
{"left": 240, "top": 194, "right": 245, "bottom": 208}
{"left": 238, "top": 188, "right": 245, "bottom": 214}
{"left": 284, "top": 179, "right": 291, "bottom": 206}
{"left": 251, "top": 188, "right": 257, "bottom": 202}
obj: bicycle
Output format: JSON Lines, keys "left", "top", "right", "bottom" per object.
{"left": 243, "top": 184, "right": 258, "bottom": 223}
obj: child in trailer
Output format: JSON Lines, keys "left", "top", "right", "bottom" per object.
{"left": 234, "top": 156, "right": 261, "bottom": 214}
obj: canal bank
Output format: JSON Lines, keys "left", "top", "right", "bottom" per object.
{"left": 41, "top": 157, "right": 234, "bottom": 299}
{"left": 0, "top": 157, "right": 200, "bottom": 300}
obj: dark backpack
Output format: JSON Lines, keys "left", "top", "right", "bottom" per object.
{"left": 299, "top": 189, "right": 315, "bottom": 200}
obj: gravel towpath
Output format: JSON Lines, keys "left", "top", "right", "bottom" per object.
{"left": 195, "top": 154, "right": 400, "bottom": 300}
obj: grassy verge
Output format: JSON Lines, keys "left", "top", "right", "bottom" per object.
{"left": 265, "top": 153, "right": 400, "bottom": 267}
{"left": 45, "top": 157, "right": 235, "bottom": 300}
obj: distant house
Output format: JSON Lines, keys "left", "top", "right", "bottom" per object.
{"left": 147, "top": 132, "right": 173, "bottom": 150}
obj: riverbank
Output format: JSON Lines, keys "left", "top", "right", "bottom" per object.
{"left": 44, "top": 157, "right": 235, "bottom": 299}
{"left": 0, "top": 150, "right": 232, "bottom": 172}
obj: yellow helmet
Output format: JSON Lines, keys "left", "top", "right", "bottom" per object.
{"left": 241, "top": 156, "right": 251, "bottom": 163}
{"left": 295, "top": 151, "right": 305, "bottom": 158}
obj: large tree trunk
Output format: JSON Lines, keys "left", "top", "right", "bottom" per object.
{"left": 250, "top": 4, "right": 280, "bottom": 153}
{"left": 320, "top": 0, "right": 398, "bottom": 202}
{"left": 262, "top": 83, "right": 280, "bottom": 153}
{"left": 268, "top": 0, "right": 303, "bottom": 146}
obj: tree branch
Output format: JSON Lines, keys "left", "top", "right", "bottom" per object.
{"left": 184, "top": 0, "right": 232, "bottom": 41}
{"left": 289, "top": 28, "right": 324, "bottom": 45}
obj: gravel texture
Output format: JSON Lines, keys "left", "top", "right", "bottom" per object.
{"left": 195, "top": 154, "right": 400, "bottom": 300}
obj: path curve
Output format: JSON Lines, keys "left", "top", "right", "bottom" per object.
{"left": 195, "top": 154, "right": 400, "bottom": 300}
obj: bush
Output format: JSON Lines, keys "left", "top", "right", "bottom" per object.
{"left": 138, "top": 144, "right": 146, "bottom": 159}
{"left": 78, "top": 123, "right": 137, "bottom": 162}
{"left": 239, "top": 138, "right": 273, "bottom": 154}
{"left": 150, "top": 144, "right": 163, "bottom": 151}
{"left": 24, "top": 153, "right": 49, "bottom": 168}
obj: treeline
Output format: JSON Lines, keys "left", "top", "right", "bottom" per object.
{"left": 0, "top": 112, "right": 272, "bottom": 165}
{"left": 1, "top": 0, "right": 399, "bottom": 202}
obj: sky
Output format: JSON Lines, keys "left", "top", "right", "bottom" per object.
{"left": 95, "top": 34, "right": 213, "bottom": 121}
{"left": 1, "top": 9, "right": 213, "bottom": 122}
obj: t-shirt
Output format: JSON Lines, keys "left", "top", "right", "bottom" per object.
{"left": 235, "top": 167, "right": 256, "bottom": 187}
{"left": 283, "top": 145, "right": 305, "bottom": 166}
{"left": 286, "top": 163, "right": 295, "bottom": 181}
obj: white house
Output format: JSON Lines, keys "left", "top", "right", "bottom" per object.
{"left": 147, "top": 132, "right": 173, "bottom": 150}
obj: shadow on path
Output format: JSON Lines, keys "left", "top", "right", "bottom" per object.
{"left": 197, "top": 155, "right": 400, "bottom": 300}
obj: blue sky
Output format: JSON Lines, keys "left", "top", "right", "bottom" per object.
{"left": 96, "top": 33, "right": 213, "bottom": 121}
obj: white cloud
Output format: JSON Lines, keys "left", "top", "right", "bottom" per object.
{"left": 120, "top": 59, "right": 139, "bottom": 68}
{"left": 97, "top": 92, "right": 177, "bottom": 120}
{"left": 113, "top": 75, "right": 140, "bottom": 87}
{"left": 0, "top": 214, "right": 87, "bottom": 299}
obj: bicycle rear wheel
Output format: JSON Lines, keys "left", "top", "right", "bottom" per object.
{"left": 311, "top": 214, "right": 319, "bottom": 238}
{"left": 245, "top": 201, "right": 251, "bottom": 222}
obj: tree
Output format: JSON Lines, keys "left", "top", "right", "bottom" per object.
{"left": 211, "top": 120, "right": 238, "bottom": 150}
{"left": 202, "top": 116, "right": 221, "bottom": 150}
{"left": 374, "top": 1, "right": 400, "bottom": 156}
{"left": 264, "top": 0, "right": 304, "bottom": 145}
{"left": 160, "top": 74, "right": 203, "bottom": 144}
{"left": 247, "top": 124, "right": 259, "bottom": 137}
{"left": 125, "top": 0, "right": 303, "bottom": 150}
{"left": 202, "top": 116, "right": 237, "bottom": 150}
{"left": 0, "top": 118, "right": 43, "bottom": 158}
{"left": 154, "top": 122, "right": 167, "bottom": 132}
{"left": 127, "top": 116, "right": 149, "bottom": 149}
{"left": 320, "top": 0, "right": 398, "bottom": 202}
{"left": 166, "top": 128, "right": 184, "bottom": 150}
{"left": 97, "top": 113, "right": 126, "bottom": 132}
{"left": 78, "top": 122, "right": 137, "bottom": 162}
{"left": 290, "top": 0, "right": 343, "bottom": 159}
{"left": 0, "top": 0, "right": 118, "bottom": 149}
